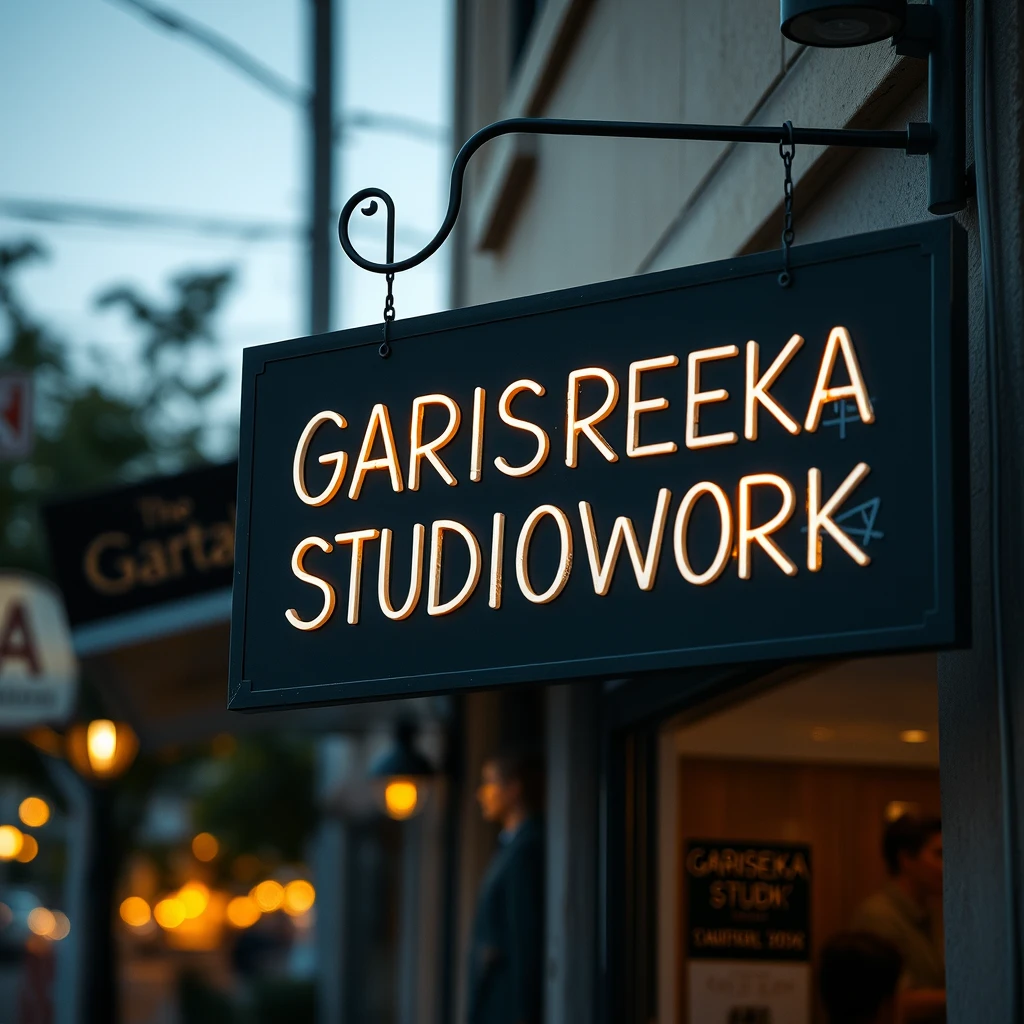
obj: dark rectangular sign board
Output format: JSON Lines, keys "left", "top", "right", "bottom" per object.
{"left": 685, "top": 840, "right": 811, "bottom": 962}
{"left": 230, "top": 220, "right": 967, "bottom": 711}
{"left": 44, "top": 461, "right": 236, "bottom": 627}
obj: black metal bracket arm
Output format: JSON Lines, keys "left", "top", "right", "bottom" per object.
{"left": 338, "top": 117, "right": 934, "bottom": 278}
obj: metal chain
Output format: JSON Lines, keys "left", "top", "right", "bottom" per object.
{"left": 380, "top": 271, "right": 396, "bottom": 358}
{"left": 778, "top": 121, "right": 795, "bottom": 288}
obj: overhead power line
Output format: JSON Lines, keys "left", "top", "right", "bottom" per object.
{"left": 104, "top": 0, "right": 448, "bottom": 143}
{"left": 0, "top": 196, "right": 430, "bottom": 248}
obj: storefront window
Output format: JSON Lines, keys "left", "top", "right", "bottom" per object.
{"left": 654, "top": 654, "right": 943, "bottom": 1024}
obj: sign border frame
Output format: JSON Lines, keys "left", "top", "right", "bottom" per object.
{"left": 229, "top": 219, "right": 969, "bottom": 712}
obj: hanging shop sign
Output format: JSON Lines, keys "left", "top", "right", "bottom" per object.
{"left": 43, "top": 462, "right": 237, "bottom": 627}
{"left": 0, "top": 574, "right": 77, "bottom": 729}
{"left": 684, "top": 839, "right": 812, "bottom": 1024}
{"left": 229, "top": 219, "right": 967, "bottom": 710}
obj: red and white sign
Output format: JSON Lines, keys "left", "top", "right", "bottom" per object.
{"left": 0, "top": 574, "right": 76, "bottom": 729}
{"left": 0, "top": 372, "right": 33, "bottom": 460}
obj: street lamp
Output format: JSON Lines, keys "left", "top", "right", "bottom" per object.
{"left": 780, "top": 0, "right": 907, "bottom": 47}
{"left": 65, "top": 718, "right": 138, "bottom": 1024}
{"left": 66, "top": 719, "right": 138, "bottom": 781}
{"left": 368, "top": 722, "right": 435, "bottom": 821}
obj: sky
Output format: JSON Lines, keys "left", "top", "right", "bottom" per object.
{"left": 0, "top": 0, "right": 453, "bottom": 457}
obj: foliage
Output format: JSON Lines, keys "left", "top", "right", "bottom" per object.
{"left": 192, "top": 736, "right": 317, "bottom": 871}
{"left": 0, "top": 239, "right": 233, "bottom": 575}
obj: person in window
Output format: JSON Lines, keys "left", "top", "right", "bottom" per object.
{"left": 852, "top": 814, "right": 945, "bottom": 1022}
{"left": 819, "top": 931, "right": 903, "bottom": 1024}
{"left": 467, "top": 751, "right": 544, "bottom": 1024}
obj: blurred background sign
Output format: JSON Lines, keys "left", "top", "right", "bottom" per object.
{"left": 0, "top": 371, "right": 32, "bottom": 460}
{"left": 0, "top": 572, "right": 76, "bottom": 729}
{"left": 42, "top": 461, "right": 236, "bottom": 629}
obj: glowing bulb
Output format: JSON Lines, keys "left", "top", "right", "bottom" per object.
{"left": 178, "top": 882, "right": 209, "bottom": 919}
{"left": 192, "top": 832, "right": 219, "bottom": 862}
{"left": 87, "top": 720, "right": 118, "bottom": 774}
{"left": 384, "top": 780, "right": 419, "bottom": 820}
{"left": 16, "top": 835, "right": 38, "bottom": 863}
{"left": 18, "top": 797, "right": 50, "bottom": 828}
{"left": 282, "top": 880, "right": 316, "bottom": 916}
{"left": 154, "top": 898, "right": 186, "bottom": 930}
{"left": 0, "top": 826, "right": 24, "bottom": 860}
{"left": 252, "top": 880, "right": 284, "bottom": 912}
{"left": 27, "top": 908, "right": 55, "bottom": 938}
{"left": 226, "top": 896, "right": 261, "bottom": 929}
{"left": 899, "top": 729, "right": 930, "bottom": 744}
{"left": 120, "top": 897, "right": 151, "bottom": 928}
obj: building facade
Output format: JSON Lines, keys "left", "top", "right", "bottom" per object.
{"left": 439, "top": 1, "right": 1024, "bottom": 1022}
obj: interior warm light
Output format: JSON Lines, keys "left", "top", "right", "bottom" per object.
{"left": 226, "top": 895, "right": 261, "bottom": 929}
{"left": 178, "top": 882, "right": 210, "bottom": 919}
{"left": 49, "top": 912, "right": 70, "bottom": 941}
{"left": 15, "top": 835, "right": 38, "bottom": 863}
{"left": 810, "top": 725, "right": 836, "bottom": 742}
{"left": 384, "top": 780, "right": 419, "bottom": 820}
{"left": 283, "top": 880, "right": 316, "bottom": 917}
{"left": 192, "top": 832, "right": 219, "bottom": 862}
{"left": 27, "top": 908, "right": 55, "bottom": 938}
{"left": 899, "top": 729, "right": 930, "bottom": 744}
{"left": 885, "top": 800, "right": 921, "bottom": 823}
{"left": 252, "top": 880, "right": 284, "bottom": 912}
{"left": 87, "top": 720, "right": 118, "bottom": 774}
{"left": 120, "top": 897, "right": 152, "bottom": 928}
{"left": 18, "top": 797, "right": 50, "bottom": 829}
{"left": 0, "top": 826, "right": 24, "bottom": 861}
{"left": 154, "top": 897, "right": 186, "bottom": 930}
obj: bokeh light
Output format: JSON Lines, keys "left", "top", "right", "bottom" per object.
{"left": 0, "top": 825, "right": 24, "bottom": 860}
{"left": 226, "top": 895, "right": 261, "bottom": 928}
{"left": 120, "top": 897, "right": 151, "bottom": 928}
{"left": 154, "top": 897, "right": 186, "bottom": 930}
{"left": 18, "top": 797, "right": 50, "bottom": 828}
{"left": 192, "top": 832, "right": 219, "bottom": 862}
{"left": 49, "top": 912, "right": 70, "bottom": 941}
{"left": 252, "top": 880, "right": 284, "bottom": 912}
{"left": 15, "top": 835, "right": 39, "bottom": 863}
{"left": 27, "top": 908, "right": 55, "bottom": 937}
{"left": 178, "top": 882, "right": 210, "bottom": 919}
{"left": 283, "top": 880, "right": 315, "bottom": 916}
{"left": 384, "top": 780, "right": 419, "bottom": 820}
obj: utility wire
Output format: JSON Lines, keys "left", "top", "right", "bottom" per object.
{"left": 0, "top": 196, "right": 430, "bottom": 248}
{"left": 104, "top": 0, "right": 447, "bottom": 143}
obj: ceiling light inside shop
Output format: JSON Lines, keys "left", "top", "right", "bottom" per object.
{"left": 385, "top": 779, "right": 420, "bottom": 819}
{"left": 899, "top": 729, "right": 930, "bottom": 744}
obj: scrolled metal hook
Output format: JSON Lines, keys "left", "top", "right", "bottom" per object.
{"left": 337, "top": 116, "right": 921, "bottom": 278}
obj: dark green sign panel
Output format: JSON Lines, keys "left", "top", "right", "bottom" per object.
{"left": 229, "top": 220, "right": 967, "bottom": 710}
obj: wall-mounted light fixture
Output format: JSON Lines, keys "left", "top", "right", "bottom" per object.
{"left": 781, "top": 0, "right": 907, "bottom": 47}
{"left": 368, "top": 721, "right": 435, "bottom": 821}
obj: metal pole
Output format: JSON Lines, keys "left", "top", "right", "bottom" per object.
{"left": 309, "top": 0, "right": 334, "bottom": 335}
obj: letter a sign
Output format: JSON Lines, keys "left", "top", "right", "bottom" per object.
{"left": 0, "top": 574, "right": 77, "bottom": 729}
